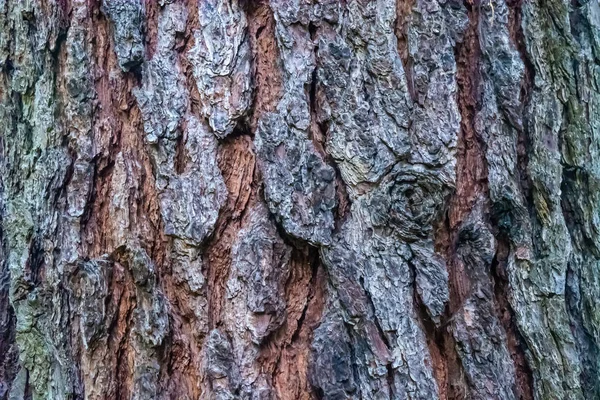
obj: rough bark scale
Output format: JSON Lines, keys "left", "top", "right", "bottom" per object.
{"left": 0, "top": 0, "right": 598, "bottom": 399}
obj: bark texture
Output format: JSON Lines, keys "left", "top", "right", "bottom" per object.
{"left": 0, "top": 0, "right": 598, "bottom": 399}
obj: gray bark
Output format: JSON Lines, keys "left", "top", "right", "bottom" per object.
{"left": 0, "top": 0, "right": 598, "bottom": 399}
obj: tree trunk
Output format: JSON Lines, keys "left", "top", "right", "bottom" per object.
{"left": 0, "top": 0, "right": 598, "bottom": 399}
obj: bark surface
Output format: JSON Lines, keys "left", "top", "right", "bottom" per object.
{"left": 0, "top": 0, "right": 598, "bottom": 399}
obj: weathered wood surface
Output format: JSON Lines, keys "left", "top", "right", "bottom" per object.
{"left": 0, "top": 0, "right": 598, "bottom": 399}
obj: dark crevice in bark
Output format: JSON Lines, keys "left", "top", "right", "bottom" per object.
{"left": 344, "top": 323, "right": 362, "bottom": 399}
{"left": 308, "top": 22, "right": 318, "bottom": 42}
{"left": 205, "top": 135, "right": 257, "bottom": 328}
{"left": 26, "top": 238, "right": 45, "bottom": 288}
{"left": 305, "top": 21, "right": 351, "bottom": 226}
{"left": 246, "top": 0, "right": 283, "bottom": 129}
{"left": 271, "top": 248, "right": 325, "bottom": 398}
{"left": 395, "top": 0, "right": 416, "bottom": 101}
{"left": 266, "top": 201, "right": 316, "bottom": 252}
{"left": 174, "top": 130, "right": 187, "bottom": 175}
{"left": 434, "top": 2, "right": 486, "bottom": 399}
{"left": 23, "top": 370, "right": 32, "bottom": 400}
{"left": 178, "top": 0, "right": 200, "bottom": 171}
{"left": 308, "top": 65, "right": 322, "bottom": 154}
{"left": 507, "top": 0, "right": 535, "bottom": 202}
{"left": 114, "top": 277, "right": 135, "bottom": 400}
{"left": 491, "top": 236, "right": 535, "bottom": 400}
{"left": 308, "top": 73, "right": 351, "bottom": 226}
{"left": 313, "top": 387, "right": 325, "bottom": 400}
{"left": 413, "top": 285, "right": 451, "bottom": 399}
{"left": 451, "top": 0, "right": 486, "bottom": 230}
{"left": 487, "top": 235, "right": 535, "bottom": 400}
{"left": 359, "top": 276, "right": 392, "bottom": 353}
{"left": 181, "top": 1, "right": 202, "bottom": 119}
{"left": 385, "top": 361, "right": 395, "bottom": 398}
{"left": 255, "top": 25, "right": 265, "bottom": 39}
{"left": 289, "top": 249, "right": 320, "bottom": 344}
{"left": 355, "top": 274, "right": 399, "bottom": 396}
{"left": 331, "top": 160, "right": 351, "bottom": 227}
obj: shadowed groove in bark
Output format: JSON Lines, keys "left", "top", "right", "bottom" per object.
{"left": 506, "top": 0, "right": 535, "bottom": 204}
{"left": 205, "top": 132, "right": 257, "bottom": 329}
{"left": 395, "top": 0, "right": 416, "bottom": 101}
{"left": 308, "top": 18, "right": 350, "bottom": 226}
{"left": 491, "top": 236, "right": 535, "bottom": 400}
{"left": 431, "top": 0, "right": 483, "bottom": 397}
{"left": 245, "top": 0, "right": 283, "bottom": 129}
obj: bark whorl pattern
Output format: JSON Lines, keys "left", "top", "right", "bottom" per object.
{"left": 0, "top": 0, "right": 598, "bottom": 399}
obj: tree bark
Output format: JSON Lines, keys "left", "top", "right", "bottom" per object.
{"left": 0, "top": 0, "right": 598, "bottom": 399}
